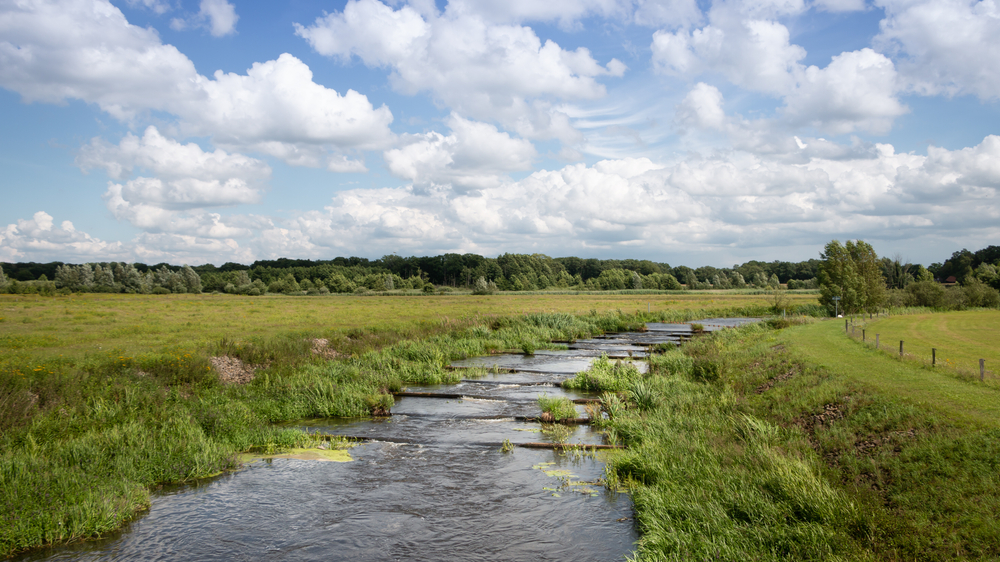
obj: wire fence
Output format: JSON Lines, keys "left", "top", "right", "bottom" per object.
{"left": 841, "top": 319, "right": 997, "bottom": 387}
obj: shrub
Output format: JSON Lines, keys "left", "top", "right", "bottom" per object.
{"left": 471, "top": 276, "right": 499, "bottom": 295}
{"left": 906, "top": 280, "right": 946, "bottom": 308}
{"left": 961, "top": 277, "right": 1000, "bottom": 308}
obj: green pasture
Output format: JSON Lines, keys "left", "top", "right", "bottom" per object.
{"left": 0, "top": 291, "right": 815, "bottom": 361}
{"left": 858, "top": 310, "right": 1000, "bottom": 379}
{"left": 786, "top": 316, "right": 1000, "bottom": 425}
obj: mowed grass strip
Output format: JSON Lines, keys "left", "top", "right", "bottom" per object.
{"left": 783, "top": 318, "right": 1000, "bottom": 428}
{"left": 862, "top": 310, "right": 1000, "bottom": 376}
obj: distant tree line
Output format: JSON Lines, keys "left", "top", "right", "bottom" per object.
{"left": 0, "top": 253, "right": 825, "bottom": 295}
{"left": 2, "top": 245, "right": 997, "bottom": 301}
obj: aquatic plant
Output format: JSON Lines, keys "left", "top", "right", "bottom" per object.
{"left": 600, "top": 392, "right": 626, "bottom": 420}
{"left": 627, "top": 380, "right": 659, "bottom": 411}
{"left": 537, "top": 395, "right": 578, "bottom": 420}
{"left": 562, "top": 354, "right": 642, "bottom": 391}
{"left": 647, "top": 349, "right": 693, "bottom": 377}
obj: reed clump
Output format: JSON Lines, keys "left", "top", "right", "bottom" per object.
{"left": 562, "top": 354, "right": 642, "bottom": 391}
{"left": 537, "top": 395, "right": 578, "bottom": 421}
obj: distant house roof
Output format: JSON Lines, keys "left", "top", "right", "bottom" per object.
{"left": 945, "top": 276, "right": 957, "bottom": 284}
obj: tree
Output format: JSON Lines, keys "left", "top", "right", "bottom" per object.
{"left": 471, "top": 276, "right": 498, "bottom": 295}
{"left": 818, "top": 240, "right": 888, "bottom": 316}
{"left": 181, "top": 265, "right": 203, "bottom": 293}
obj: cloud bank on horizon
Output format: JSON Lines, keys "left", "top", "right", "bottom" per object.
{"left": 1, "top": 0, "right": 998, "bottom": 266}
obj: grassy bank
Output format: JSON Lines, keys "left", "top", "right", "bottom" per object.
{"left": 0, "top": 291, "right": 788, "bottom": 557}
{"left": 603, "top": 316, "right": 1000, "bottom": 560}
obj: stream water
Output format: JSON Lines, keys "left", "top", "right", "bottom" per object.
{"left": 14, "top": 320, "right": 759, "bottom": 561}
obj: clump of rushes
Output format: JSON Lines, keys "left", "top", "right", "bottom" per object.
{"left": 520, "top": 340, "right": 535, "bottom": 355}
{"left": 627, "top": 380, "right": 659, "bottom": 411}
{"left": 537, "top": 394, "right": 578, "bottom": 420}
{"left": 562, "top": 354, "right": 642, "bottom": 391}
{"left": 600, "top": 392, "right": 627, "bottom": 420}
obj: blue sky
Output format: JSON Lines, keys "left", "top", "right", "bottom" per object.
{"left": 1, "top": 0, "right": 998, "bottom": 267}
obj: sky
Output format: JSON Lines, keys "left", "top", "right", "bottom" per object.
{"left": 1, "top": 0, "right": 998, "bottom": 268}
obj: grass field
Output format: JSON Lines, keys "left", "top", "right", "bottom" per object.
{"left": 0, "top": 291, "right": 817, "bottom": 361}
{"left": 858, "top": 310, "right": 1000, "bottom": 379}
{"left": 788, "top": 317, "right": 1000, "bottom": 426}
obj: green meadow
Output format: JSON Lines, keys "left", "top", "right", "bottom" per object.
{"left": 856, "top": 310, "right": 1000, "bottom": 379}
{"left": 3, "top": 292, "right": 998, "bottom": 560}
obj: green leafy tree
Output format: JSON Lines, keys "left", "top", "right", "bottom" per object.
{"left": 818, "top": 240, "right": 888, "bottom": 315}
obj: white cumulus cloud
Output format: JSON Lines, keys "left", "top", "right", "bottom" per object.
{"left": 782, "top": 48, "right": 907, "bottom": 135}
{"left": 253, "top": 136, "right": 1000, "bottom": 260}
{"left": 0, "top": 212, "right": 128, "bottom": 262}
{"left": 874, "top": 0, "right": 1000, "bottom": 100}
{"left": 0, "top": 0, "right": 393, "bottom": 164}
{"left": 384, "top": 114, "right": 537, "bottom": 191}
{"left": 652, "top": 3, "right": 907, "bottom": 135}
{"left": 198, "top": 0, "right": 238, "bottom": 37}
{"left": 674, "top": 82, "right": 726, "bottom": 130}
{"left": 77, "top": 126, "right": 270, "bottom": 209}
{"left": 295, "top": 0, "right": 625, "bottom": 142}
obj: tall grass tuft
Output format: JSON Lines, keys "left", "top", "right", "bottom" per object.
{"left": 537, "top": 395, "right": 578, "bottom": 420}
{"left": 562, "top": 354, "right": 642, "bottom": 391}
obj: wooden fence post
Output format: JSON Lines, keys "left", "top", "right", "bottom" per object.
{"left": 900, "top": 341, "right": 904, "bottom": 357}
{"left": 932, "top": 348, "right": 936, "bottom": 366}
{"left": 863, "top": 329, "right": 866, "bottom": 342}
{"left": 845, "top": 319, "right": 848, "bottom": 332}
{"left": 982, "top": 359, "right": 986, "bottom": 382}
{"left": 876, "top": 334, "right": 880, "bottom": 350}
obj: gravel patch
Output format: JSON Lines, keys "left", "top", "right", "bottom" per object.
{"left": 210, "top": 356, "right": 257, "bottom": 384}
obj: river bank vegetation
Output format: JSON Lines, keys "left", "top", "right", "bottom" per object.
{"left": 1, "top": 292, "right": 780, "bottom": 556}
{"left": 603, "top": 313, "right": 1000, "bottom": 560}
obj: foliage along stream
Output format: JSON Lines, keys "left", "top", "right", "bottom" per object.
{"left": 14, "top": 320, "right": 758, "bottom": 561}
